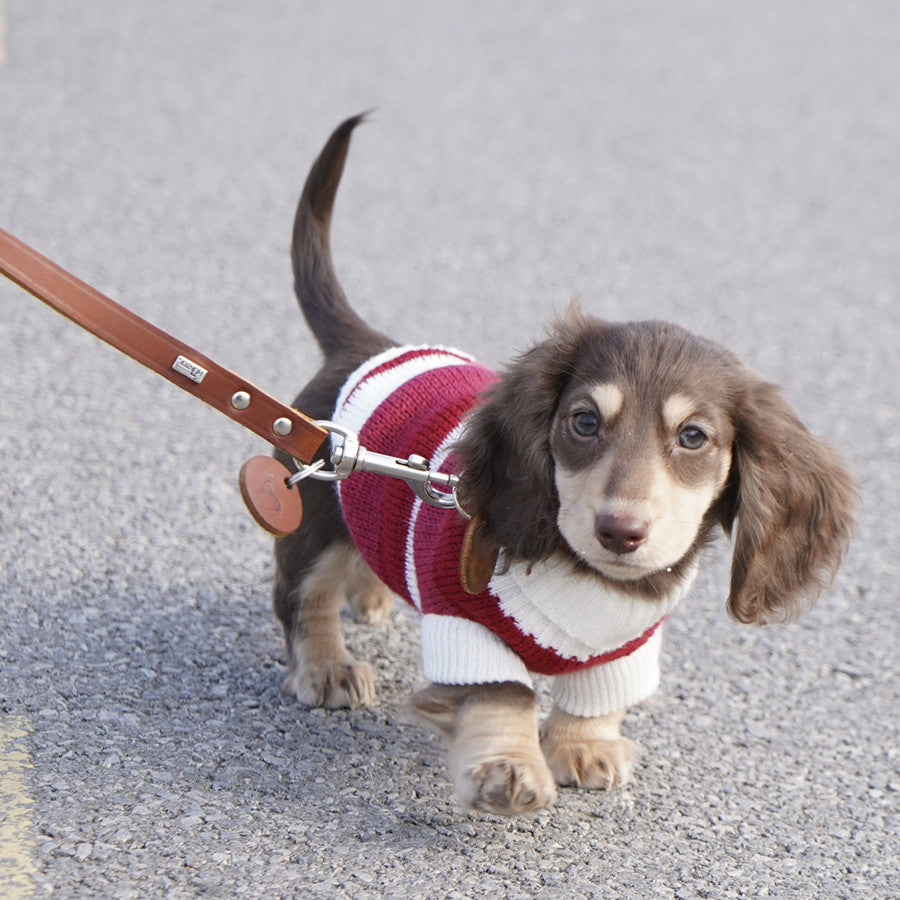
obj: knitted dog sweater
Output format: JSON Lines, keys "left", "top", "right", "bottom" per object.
{"left": 333, "top": 345, "right": 695, "bottom": 717}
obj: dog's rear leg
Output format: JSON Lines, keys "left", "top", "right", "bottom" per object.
{"left": 344, "top": 547, "right": 394, "bottom": 625}
{"left": 278, "top": 541, "right": 378, "bottom": 709}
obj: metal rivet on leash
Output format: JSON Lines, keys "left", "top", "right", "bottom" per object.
{"left": 273, "top": 417, "right": 293, "bottom": 436}
{"left": 231, "top": 390, "right": 251, "bottom": 410}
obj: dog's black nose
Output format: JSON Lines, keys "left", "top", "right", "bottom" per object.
{"left": 595, "top": 513, "right": 649, "bottom": 555}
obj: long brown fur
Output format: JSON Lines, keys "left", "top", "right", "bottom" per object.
{"left": 271, "top": 115, "right": 858, "bottom": 814}
{"left": 715, "top": 378, "right": 857, "bottom": 622}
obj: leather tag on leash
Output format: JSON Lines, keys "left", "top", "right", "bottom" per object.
{"left": 238, "top": 456, "right": 303, "bottom": 537}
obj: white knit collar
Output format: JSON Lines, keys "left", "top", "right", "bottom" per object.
{"left": 489, "top": 554, "right": 698, "bottom": 663}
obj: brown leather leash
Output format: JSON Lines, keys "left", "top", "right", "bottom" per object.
{"left": 0, "top": 227, "right": 498, "bottom": 586}
{"left": 0, "top": 226, "right": 325, "bottom": 534}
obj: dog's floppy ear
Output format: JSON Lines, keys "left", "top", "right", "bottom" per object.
{"left": 455, "top": 316, "right": 585, "bottom": 563}
{"left": 718, "top": 376, "right": 857, "bottom": 623}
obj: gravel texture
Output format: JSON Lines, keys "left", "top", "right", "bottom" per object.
{"left": 1, "top": 2, "right": 897, "bottom": 897}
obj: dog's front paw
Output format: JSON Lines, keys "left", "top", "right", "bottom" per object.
{"left": 283, "top": 657, "right": 375, "bottom": 709}
{"left": 410, "top": 682, "right": 557, "bottom": 815}
{"left": 542, "top": 732, "right": 634, "bottom": 789}
{"left": 541, "top": 705, "right": 634, "bottom": 789}
{"left": 457, "top": 754, "right": 558, "bottom": 815}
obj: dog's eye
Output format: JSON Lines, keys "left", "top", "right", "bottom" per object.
{"left": 571, "top": 411, "right": 601, "bottom": 437}
{"left": 678, "top": 425, "right": 708, "bottom": 450}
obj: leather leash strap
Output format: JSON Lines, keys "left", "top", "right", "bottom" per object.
{"left": 0, "top": 227, "right": 327, "bottom": 463}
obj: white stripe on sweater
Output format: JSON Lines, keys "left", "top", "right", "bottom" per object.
{"left": 333, "top": 344, "right": 476, "bottom": 438}
{"left": 489, "top": 556, "right": 696, "bottom": 662}
{"left": 403, "top": 422, "right": 466, "bottom": 611}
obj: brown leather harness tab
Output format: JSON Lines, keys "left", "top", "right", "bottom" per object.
{"left": 459, "top": 515, "right": 500, "bottom": 594}
{"left": 0, "top": 227, "right": 326, "bottom": 463}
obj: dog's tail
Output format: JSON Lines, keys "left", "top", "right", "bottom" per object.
{"left": 292, "top": 113, "right": 391, "bottom": 359}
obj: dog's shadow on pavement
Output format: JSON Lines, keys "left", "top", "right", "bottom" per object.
{"left": 19, "top": 575, "right": 535, "bottom": 845}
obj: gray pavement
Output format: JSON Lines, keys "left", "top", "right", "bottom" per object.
{"left": 1, "top": 2, "right": 897, "bottom": 897}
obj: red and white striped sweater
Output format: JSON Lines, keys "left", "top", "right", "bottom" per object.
{"left": 333, "top": 345, "right": 695, "bottom": 717}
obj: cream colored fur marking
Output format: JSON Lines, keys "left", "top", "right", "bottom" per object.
{"left": 590, "top": 383, "right": 625, "bottom": 421}
{"left": 662, "top": 392, "right": 698, "bottom": 431}
{"left": 345, "top": 549, "right": 395, "bottom": 624}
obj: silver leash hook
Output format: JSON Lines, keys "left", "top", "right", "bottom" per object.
{"left": 291, "top": 420, "right": 468, "bottom": 515}
{"left": 289, "top": 420, "right": 356, "bottom": 483}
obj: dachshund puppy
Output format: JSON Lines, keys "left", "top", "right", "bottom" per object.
{"left": 272, "top": 116, "right": 856, "bottom": 815}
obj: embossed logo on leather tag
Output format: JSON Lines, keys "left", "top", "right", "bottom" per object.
{"left": 239, "top": 456, "right": 303, "bottom": 537}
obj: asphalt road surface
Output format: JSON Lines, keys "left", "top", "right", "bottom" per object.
{"left": 1, "top": 2, "right": 897, "bottom": 897}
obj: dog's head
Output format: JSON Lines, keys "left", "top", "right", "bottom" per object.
{"left": 456, "top": 307, "right": 856, "bottom": 623}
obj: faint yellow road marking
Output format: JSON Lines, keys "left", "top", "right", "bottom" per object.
{"left": 0, "top": 716, "right": 36, "bottom": 900}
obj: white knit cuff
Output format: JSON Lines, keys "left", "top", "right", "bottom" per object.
{"left": 420, "top": 614, "right": 533, "bottom": 688}
{"left": 550, "top": 627, "right": 664, "bottom": 717}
